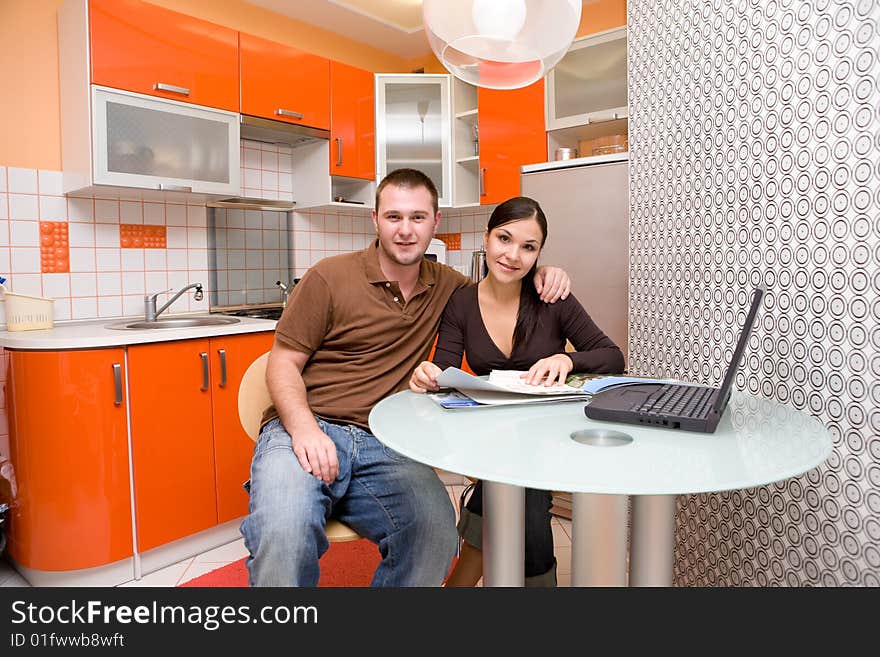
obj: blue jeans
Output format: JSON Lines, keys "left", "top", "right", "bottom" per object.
{"left": 240, "top": 417, "right": 458, "bottom": 587}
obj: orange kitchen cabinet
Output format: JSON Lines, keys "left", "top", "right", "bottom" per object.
{"left": 127, "top": 339, "right": 218, "bottom": 551}
{"left": 427, "top": 334, "right": 475, "bottom": 375}
{"left": 6, "top": 349, "right": 133, "bottom": 571}
{"left": 330, "top": 61, "right": 375, "bottom": 180}
{"left": 478, "top": 80, "right": 547, "bottom": 205}
{"left": 240, "top": 33, "right": 330, "bottom": 130}
{"left": 89, "top": 0, "right": 240, "bottom": 112}
{"left": 210, "top": 332, "right": 274, "bottom": 523}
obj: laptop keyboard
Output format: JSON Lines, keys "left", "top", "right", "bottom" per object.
{"left": 631, "top": 384, "right": 715, "bottom": 419}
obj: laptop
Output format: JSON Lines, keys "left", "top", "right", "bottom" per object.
{"left": 584, "top": 286, "right": 766, "bottom": 433}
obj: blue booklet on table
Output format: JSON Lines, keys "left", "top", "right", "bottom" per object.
{"left": 578, "top": 376, "right": 677, "bottom": 395}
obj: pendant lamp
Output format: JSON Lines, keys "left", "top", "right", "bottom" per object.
{"left": 423, "top": 0, "right": 582, "bottom": 89}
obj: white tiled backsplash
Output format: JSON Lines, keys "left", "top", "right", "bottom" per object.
{"left": 240, "top": 139, "right": 294, "bottom": 201}
{"left": 210, "top": 207, "right": 292, "bottom": 307}
{"left": 0, "top": 161, "right": 493, "bottom": 459}
{"left": 287, "top": 206, "right": 489, "bottom": 277}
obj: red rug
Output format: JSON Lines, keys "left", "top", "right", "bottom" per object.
{"left": 180, "top": 539, "right": 382, "bottom": 587}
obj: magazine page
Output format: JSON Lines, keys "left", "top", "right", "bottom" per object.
{"left": 427, "top": 389, "right": 588, "bottom": 409}
{"left": 436, "top": 367, "right": 586, "bottom": 397}
{"left": 487, "top": 369, "right": 582, "bottom": 394}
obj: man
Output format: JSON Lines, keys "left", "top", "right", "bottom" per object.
{"left": 240, "top": 168, "right": 571, "bottom": 586}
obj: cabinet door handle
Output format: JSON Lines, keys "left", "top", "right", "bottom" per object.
{"left": 112, "top": 363, "right": 123, "bottom": 405}
{"left": 276, "top": 109, "right": 304, "bottom": 120}
{"left": 218, "top": 349, "right": 227, "bottom": 388}
{"left": 157, "top": 184, "right": 192, "bottom": 192}
{"left": 479, "top": 168, "right": 487, "bottom": 196}
{"left": 154, "top": 82, "right": 190, "bottom": 96}
{"left": 200, "top": 352, "right": 209, "bottom": 391}
{"left": 335, "top": 137, "right": 343, "bottom": 166}
{"left": 586, "top": 112, "right": 622, "bottom": 125}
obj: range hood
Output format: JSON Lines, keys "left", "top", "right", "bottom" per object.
{"left": 240, "top": 114, "right": 329, "bottom": 148}
{"left": 206, "top": 197, "right": 297, "bottom": 211}
{"left": 207, "top": 115, "right": 330, "bottom": 211}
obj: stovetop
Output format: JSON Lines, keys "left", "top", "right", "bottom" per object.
{"left": 215, "top": 306, "right": 284, "bottom": 320}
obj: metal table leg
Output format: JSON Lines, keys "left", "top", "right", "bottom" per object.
{"left": 571, "top": 493, "right": 628, "bottom": 586}
{"left": 482, "top": 481, "right": 525, "bottom": 587}
{"left": 629, "top": 494, "right": 676, "bottom": 586}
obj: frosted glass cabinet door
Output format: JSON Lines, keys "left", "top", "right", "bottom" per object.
{"left": 546, "top": 27, "right": 628, "bottom": 130}
{"left": 375, "top": 75, "right": 451, "bottom": 207}
{"left": 92, "top": 86, "right": 241, "bottom": 195}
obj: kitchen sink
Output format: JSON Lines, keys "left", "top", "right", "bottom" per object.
{"left": 107, "top": 316, "right": 242, "bottom": 330}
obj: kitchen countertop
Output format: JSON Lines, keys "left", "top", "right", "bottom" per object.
{"left": 0, "top": 315, "right": 276, "bottom": 350}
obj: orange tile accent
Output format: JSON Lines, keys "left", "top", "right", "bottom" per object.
{"left": 39, "top": 221, "right": 69, "bottom": 273}
{"left": 434, "top": 232, "right": 461, "bottom": 250}
{"left": 120, "top": 224, "right": 167, "bottom": 249}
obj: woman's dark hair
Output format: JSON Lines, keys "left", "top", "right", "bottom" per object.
{"left": 486, "top": 196, "right": 548, "bottom": 350}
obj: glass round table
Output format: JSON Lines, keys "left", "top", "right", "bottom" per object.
{"left": 369, "top": 390, "right": 833, "bottom": 586}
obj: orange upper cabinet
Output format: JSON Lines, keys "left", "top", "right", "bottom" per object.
{"left": 240, "top": 33, "right": 331, "bottom": 130}
{"left": 88, "top": 0, "right": 240, "bottom": 112}
{"left": 330, "top": 61, "right": 375, "bottom": 180}
{"left": 478, "top": 80, "right": 547, "bottom": 205}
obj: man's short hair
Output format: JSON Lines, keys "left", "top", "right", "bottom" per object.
{"left": 375, "top": 168, "right": 439, "bottom": 215}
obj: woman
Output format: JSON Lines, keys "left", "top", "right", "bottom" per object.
{"left": 409, "top": 196, "right": 625, "bottom": 587}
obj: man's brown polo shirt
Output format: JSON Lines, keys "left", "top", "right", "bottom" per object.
{"left": 268, "top": 240, "right": 469, "bottom": 429}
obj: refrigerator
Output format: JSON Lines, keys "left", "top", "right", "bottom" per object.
{"left": 521, "top": 155, "right": 629, "bottom": 363}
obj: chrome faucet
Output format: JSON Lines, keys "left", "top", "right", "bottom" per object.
{"left": 276, "top": 280, "right": 291, "bottom": 307}
{"left": 144, "top": 283, "right": 204, "bottom": 321}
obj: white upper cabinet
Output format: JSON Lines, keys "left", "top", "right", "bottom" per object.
{"left": 91, "top": 87, "right": 240, "bottom": 195}
{"left": 375, "top": 74, "right": 452, "bottom": 207}
{"left": 58, "top": 0, "right": 242, "bottom": 197}
{"left": 545, "top": 27, "right": 628, "bottom": 131}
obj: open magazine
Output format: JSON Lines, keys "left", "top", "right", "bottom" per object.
{"left": 428, "top": 367, "right": 675, "bottom": 409}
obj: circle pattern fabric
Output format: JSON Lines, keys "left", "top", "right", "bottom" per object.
{"left": 628, "top": 0, "right": 879, "bottom": 586}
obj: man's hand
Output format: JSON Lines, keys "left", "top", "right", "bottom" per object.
{"left": 520, "top": 354, "right": 574, "bottom": 386}
{"left": 410, "top": 361, "right": 443, "bottom": 393}
{"left": 534, "top": 266, "right": 571, "bottom": 303}
{"left": 266, "top": 340, "right": 338, "bottom": 484}
{"left": 291, "top": 426, "right": 339, "bottom": 484}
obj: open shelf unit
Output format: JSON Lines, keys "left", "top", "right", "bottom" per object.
{"left": 452, "top": 79, "right": 480, "bottom": 207}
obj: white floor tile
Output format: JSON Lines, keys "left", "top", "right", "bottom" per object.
{"left": 119, "top": 559, "right": 193, "bottom": 587}
{"left": 0, "top": 558, "right": 20, "bottom": 586}
{"left": 191, "top": 538, "right": 248, "bottom": 564}
{"left": 177, "top": 560, "right": 234, "bottom": 586}
{"left": 0, "top": 558, "right": 29, "bottom": 588}
{"left": 551, "top": 518, "right": 571, "bottom": 546}
{"left": 556, "top": 517, "right": 572, "bottom": 539}
{"left": 448, "top": 484, "right": 465, "bottom": 506}
{"left": 555, "top": 546, "right": 572, "bottom": 575}
{"left": 0, "top": 572, "right": 29, "bottom": 587}
{"left": 435, "top": 469, "right": 470, "bottom": 486}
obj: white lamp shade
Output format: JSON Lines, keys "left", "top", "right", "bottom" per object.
{"left": 423, "top": 0, "right": 582, "bottom": 89}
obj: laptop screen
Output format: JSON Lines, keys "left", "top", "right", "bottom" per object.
{"left": 711, "top": 286, "right": 766, "bottom": 413}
